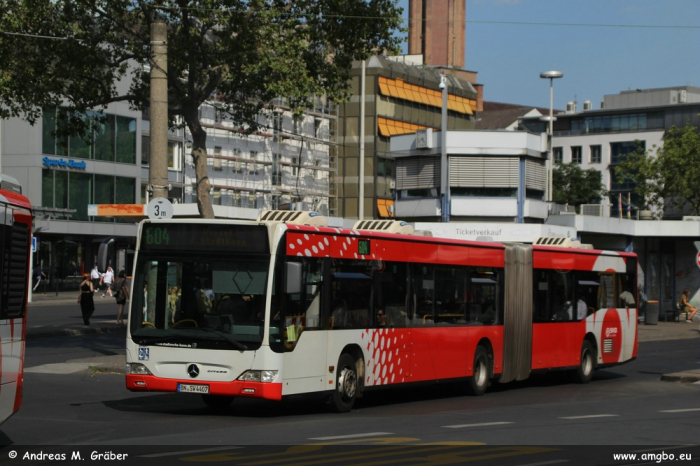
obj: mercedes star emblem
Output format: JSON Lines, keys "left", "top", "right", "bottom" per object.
{"left": 187, "top": 364, "right": 200, "bottom": 378}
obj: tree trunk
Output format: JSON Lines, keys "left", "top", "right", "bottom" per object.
{"left": 187, "top": 120, "right": 215, "bottom": 219}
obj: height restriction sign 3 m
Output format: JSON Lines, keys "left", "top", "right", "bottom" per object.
{"left": 146, "top": 198, "right": 174, "bottom": 220}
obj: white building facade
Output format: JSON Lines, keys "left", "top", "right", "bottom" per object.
{"left": 141, "top": 99, "right": 335, "bottom": 215}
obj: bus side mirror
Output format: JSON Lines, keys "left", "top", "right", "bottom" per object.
{"left": 97, "top": 238, "right": 115, "bottom": 273}
{"left": 285, "top": 262, "right": 302, "bottom": 294}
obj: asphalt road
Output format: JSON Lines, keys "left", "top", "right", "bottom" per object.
{"left": 3, "top": 313, "right": 700, "bottom": 465}
{"left": 27, "top": 299, "right": 122, "bottom": 329}
{"left": 3, "top": 334, "right": 700, "bottom": 449}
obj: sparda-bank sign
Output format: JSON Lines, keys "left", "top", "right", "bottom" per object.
{"left": 42, "top": 156, "right": 87, "bottom": 169}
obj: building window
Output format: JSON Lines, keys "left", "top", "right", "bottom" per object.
{"left": 610, "top": 141, "right": 644, "bottom": 166}
{"left": 116, "top": 116, "right": 137, "bottom": 164}
{"left": 571, "top": 146, "right": 582, "bottom": 164}
{"left": 214, "top": 108, "right": 222, "bottom": 124}
{"left": 167, "top": 141, "right": 182, "bottom": 169}
{"left": 142, "top": 135, "right": 150, "bottom": 165}
{"left": 68, "top": 172, "right": 92, "bottom": 222}
{"left": 94, "top": 175, "right": 115, "bottom": 223}
{"left": 43, "top": 108, "right": 136, "bottom": 164}
{"left": 272, "top": 153, "right": 282, "bottom": 186}
{"left": 213, "top": 146, "right": 223, "bottom": 171}
{"left": 42, "top": 169, "right": 135, "bottom": 222}
{"left": 292, "top": 157, "right": 299, "bottom": 177}
{"left": 553, "top": 147, "right": 563, "bottom": 164}
{"left": 590, "top": 145, "right": 602, "bottom": 164}
{"left": 377, "top": 158, "right": 394, "bottom": 177}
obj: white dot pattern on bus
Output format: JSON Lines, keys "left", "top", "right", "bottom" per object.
{"left": 361, "top": 328, "right": 405, "bottom": 386}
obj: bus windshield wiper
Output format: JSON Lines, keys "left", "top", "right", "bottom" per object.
{"left": 198, "top": 328, "right": 248, "bottom": 351}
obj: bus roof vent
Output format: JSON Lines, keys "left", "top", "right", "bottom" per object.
{"left": 352, "top": 220, "right": 415, "bottom": 235}
{"left": 257, "top": 210, "right": 328, "bottom": 227}
{"left": 533, "top": 236, "right": 584, "bottom": 248}
{"left": 0, "top": 174, "right": 22, "bottom": 194}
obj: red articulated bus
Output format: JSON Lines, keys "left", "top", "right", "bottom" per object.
{"left": 0, "top": 176, "right": 32, "bottom": 423}
{"left": 125, "top": 211, "right": 637, "bottom": 412}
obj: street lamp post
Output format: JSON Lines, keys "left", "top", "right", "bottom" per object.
{"left": 540, "top": 71, "right": 563, "bottom": 203}
{"left": 440, "top": 75, "right": 449, "bottom": 223}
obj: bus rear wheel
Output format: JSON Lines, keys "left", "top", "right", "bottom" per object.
{"left": 467, "top": 345, "right": 490, "bottom": 396}
{"left": 331, "top": 353, "right": 358, "bottom": 413}
{"left": 572, "top": 340, "right": 596, "bottom": 384}
{"left": 202, "top": 394, "right": 234, "bottom": 409}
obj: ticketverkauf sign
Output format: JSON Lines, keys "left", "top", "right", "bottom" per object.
{"left": 412, "top": 222, "right": 576, "bottom": 243}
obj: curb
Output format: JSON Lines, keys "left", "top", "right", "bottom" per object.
{"left": 26, "top": 325, "right": 127, "bottom": 340}
{"left": 660, "top": 373, "right": 700, "bottom": 383}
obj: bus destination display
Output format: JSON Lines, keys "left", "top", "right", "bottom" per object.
{"left": 141, "top": 224, "right": 269, "bottom": 253}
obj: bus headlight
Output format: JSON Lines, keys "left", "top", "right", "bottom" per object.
{"left": 126, "top": 363, "right": 152, "bottom": 375}
{"left": 237, "top": 370, "right": 278, "bottom": 383}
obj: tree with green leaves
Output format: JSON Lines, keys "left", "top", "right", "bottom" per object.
{"left": 615, "top": 123, "right": 700, "bottom": 216}
{"left": 552, "top": 162, "right": 608, "bottom": 210}
{"left": 0, "top": 0, "right": 403, "bottom": 217}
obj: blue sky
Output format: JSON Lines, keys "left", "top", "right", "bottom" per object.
{"left": 398, "top": 0, "right": 700, "bottom": 110}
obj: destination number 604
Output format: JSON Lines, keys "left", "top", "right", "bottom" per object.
{"left": 145, "top": 228, "right": 170, "bottom": 246}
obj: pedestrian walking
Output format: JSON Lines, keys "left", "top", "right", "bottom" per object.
{"left": 33, "top": 267, "right": 47, "bottom": 292}
{"left": 90, "top": 264, "right": 101, "bottom": 293}
{"left": 113, "top": 270, "right": 130, "bottom": 325}
{"left": 77, "top": 273, "right": 95, "bottom": 326}
{"left": 100, "top": 266, "right": 114, "bottom": 298}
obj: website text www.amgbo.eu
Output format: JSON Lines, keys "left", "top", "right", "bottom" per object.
{"left": 614, "top": 451, "right": 692, "bottom": 463}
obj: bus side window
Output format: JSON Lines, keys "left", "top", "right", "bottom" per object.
{"left": 575, "top": 271, "right": 600, "bottom": 320}
{"left": 469, "top": 267, "right": 502, "bottom": 325}
{"left": 533, "top": 269, "right": 550, "bottom": 323}
{"left": 412, "top": 264, "right": 435, "bottom": 326}
{"left": 373, "top": 262, "right": 408, "bottom": 328}
{"left": 551, "top": 270, "right": 573, "bottom": 321}
{"left": 284, "top": 257, "right": 323, "bottom": 329}
{"left": 598, "top": 273, "right": 616, "bottom": 309}
{"left": 435, "top": 265, "right": 469, "bottom": 325}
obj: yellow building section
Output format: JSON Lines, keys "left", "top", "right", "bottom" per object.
{"left": 377, "top": 198, "right": 395, "bottom": 218}
{"left": 378, "top": 117, "right": 433, "bottom": 137}
{"left": 378, "top": 76, "right": 475, "bottom": 115}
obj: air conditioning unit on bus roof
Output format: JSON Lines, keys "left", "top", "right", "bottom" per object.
{"left": 533, "top": 236, "right": 593, "bottom": 249}
{"left": 353, "top": 219, "right": 415, "bottom": 235}
{"left": 258, "top": 210, "right": 328, "bottom": 227}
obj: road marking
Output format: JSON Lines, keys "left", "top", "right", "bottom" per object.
{"left": 309, "top": 432, "right": 393, "bottom": 440}
{"left": 139, "top": 446, "right": 242, "bottom": 458}
{"left": 513, "top": 461, "right": 569, "bottom": 466}
{"left": 443, "top": 422, "right": 514, "bottom": 428}
{"left": 183, "top": 445, "right": 557, "bottom": 464}
{"left": 558, "top": 414, "right": 618, "bottom": 419}
{"left": 659, "top": 408, "right": 700, "bottom": 413}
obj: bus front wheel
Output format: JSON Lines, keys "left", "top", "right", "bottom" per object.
{"left": 331, "top": 353, "right": 358, "bottom": 413}
{"left": 202, "top": 394, "right": 234, "bottom": 409}
{"left": 573, "top": 340, "right": 596, "bottom": 384}
{"left": 466, "top": 345, "right": 490, "bottom": 396}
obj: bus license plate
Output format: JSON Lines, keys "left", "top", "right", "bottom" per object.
{"left": 177, "top": 383, "right": 209, "bottom": 394}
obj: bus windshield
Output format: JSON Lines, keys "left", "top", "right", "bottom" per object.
{"left": 129, "top": 253, "right": 271, "bottom": 351}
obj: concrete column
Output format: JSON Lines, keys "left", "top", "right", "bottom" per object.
{"left": 149, "top": 21, "right": 169, "bottom": 200}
